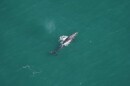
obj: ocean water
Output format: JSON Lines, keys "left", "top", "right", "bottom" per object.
{"left": 0, "top": 0, "right": 130, "bottom": 86}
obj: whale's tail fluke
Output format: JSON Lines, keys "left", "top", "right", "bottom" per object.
{"left": 50, "top": 50, "right": 57, "bottom": 55}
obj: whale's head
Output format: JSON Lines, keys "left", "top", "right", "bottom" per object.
{"left": 74, "top": 32, "right": 78, "bottom": 36}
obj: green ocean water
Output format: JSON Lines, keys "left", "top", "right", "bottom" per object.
{"left": 0, "top": 0, "right": 130, "bottom": 86}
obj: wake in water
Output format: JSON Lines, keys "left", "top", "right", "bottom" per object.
{"left": 17, "top": 65, "right": 42, "bottom": 77}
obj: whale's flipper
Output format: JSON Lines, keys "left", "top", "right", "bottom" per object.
{"left": 59, "top": 35, "right": 68, "bottom": 44}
